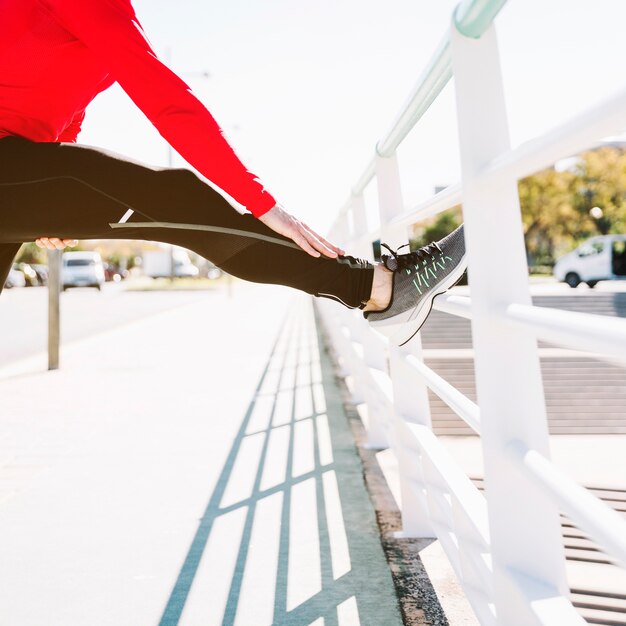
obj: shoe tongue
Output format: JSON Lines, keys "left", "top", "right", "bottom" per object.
{"left": 382, "top": 255, "right": 398, "bottom": 271}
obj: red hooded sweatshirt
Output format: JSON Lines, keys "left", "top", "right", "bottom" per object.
{"left": 0, "top": 0, "right": 277, "bottom": 218}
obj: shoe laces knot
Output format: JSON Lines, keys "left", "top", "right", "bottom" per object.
{"left": 380, "top": 241, "right": 442, "bottom": 272}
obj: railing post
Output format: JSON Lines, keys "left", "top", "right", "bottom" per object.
{"left": 450, "top": 18, "right": 569, "bottom": 624}
{"left": 374, "top": 152, "right": 407, "bottom": 250}
{"left": 375, "top": 151, "right": 435, "bottom": 537}
{"left": 334, "top": 213, "right": 350, "bottom": 250}
{"left": 349, "top": 193, "right": 372, "bottom": 260}
{"left": 342, "top": 193, "right": 393, "bottom": 449}
{"left": 389, "top": 342, "right": 435, "bottom": 537}
{"left": 358, "top": 320, "right": 391, "bottom": 450}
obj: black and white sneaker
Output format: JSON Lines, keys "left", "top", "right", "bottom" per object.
{"left": 363, "top": 224, "right": 467, "bottom": 346}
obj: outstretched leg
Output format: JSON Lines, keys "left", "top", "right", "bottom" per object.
{"left": 0, "top": 136, "right": 375, "bottom": 308}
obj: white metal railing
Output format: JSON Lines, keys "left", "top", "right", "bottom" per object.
{"left": 313, "top": 1, "right": 626, "bottom": 624}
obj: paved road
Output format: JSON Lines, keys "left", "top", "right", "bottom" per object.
{"left": 0, "top": 282, "right": 215, "bottom": 368}
{"left": 2, "top": 277, "right": 623, "bottom": 369}
{"left": 0, "top": 285, "right": 402, "bottom": 626}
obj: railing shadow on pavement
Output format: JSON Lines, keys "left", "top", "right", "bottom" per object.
{"left": 157, "top": 296, "right": 400, "bottom": 626}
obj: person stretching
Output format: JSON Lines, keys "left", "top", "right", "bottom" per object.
{"left": 0, "top": 0, "right": 467, "bottom": 346}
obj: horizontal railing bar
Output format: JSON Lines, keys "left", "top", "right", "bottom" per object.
{"left": 405, "top": 354, "right": 481, "bottom": 432}
{"left": 352, "top": 0, "right": 508, "bottom": 192}
{"left": 376, "top": 0, "right": 508, "bottom": 159}
{"left": 347, "top": 86, "right": 626, "bottom": 234}
{"left": 481, "top": 84, "right": 626, "bottom": 184}
{"left": 508, "top": 440, "right": 626, "bottom": 570}
{"left": 405, "top": 422, "right": 491, "bottom": 546}
{"left": 342, "top": 87, "right": 626, "bottom": 237}
{"left": 388, "top": 183, "right": 463, "bottom": 230}
{"left": 340, "top": 85, "right": 626, "bottom": 244}
{"left": 505, "top": 303, "right": 626, "bottom": 365}
{"left": 433, "top": 296, "right": 626, "bottom": 365}
{"left": 432, "top": 294, "right": 473, "bottom": 319}
{"left": 343, "top": 183, "right": 463, "bottom": 254}
{"left": 351, "top": 158, "right": 376, "bottom": 199}
{"left": 343, "top": 183, "right": 463, "bottom": 245}
{"left": 341, "top": 228, "right": 378, "bottom": 252}
{"left": 341, "top": 89, "right": 626, "bottom": 242}
{"left": 376, "top": 38, "right": 453, "bottom": 159}
{"left": 336, "top": 86, "right": 626, "bottom": 241}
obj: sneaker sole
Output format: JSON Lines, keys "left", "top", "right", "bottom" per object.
{"left": 375, "top": 255, "right": 468, "bottom": 347}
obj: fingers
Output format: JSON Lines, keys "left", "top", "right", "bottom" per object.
{"left": 35, "top": 237, "right": 78, "bottom": 250}
{"left": 300, "top": 222, "right": 345, "bottom": 256}
{"left": 260, "top": 203, "right": 346, "bottom": 259}
{"left": 36, "top": 237, "right": 61, "bottom": 250}
{"left": 296, "top": 222, "right": 346, "bottom": 258}
{"left": 292, "top": 230, "right": 321, "bottom": 257}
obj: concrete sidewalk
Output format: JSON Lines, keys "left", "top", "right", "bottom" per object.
{"left": 0, "top": 282, "right": 402, "bottom": 626}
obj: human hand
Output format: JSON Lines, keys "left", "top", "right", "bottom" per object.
{"left": 35, "top": 237, "right": 78, "bottom": 250}
{"left": 257, "top": 203, "right": 345, "bottom": 258}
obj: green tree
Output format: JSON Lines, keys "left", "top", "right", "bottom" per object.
{"left": 518, "top": 146, "right": 626, "bottom": 266}
{"left": 518, "top": 167, "right": 578, "bottom": 265}
{"left": 406, "top": 147, "right": 625, "bottom": 271}
{"left": 15, "top": 242, "right": 47, "bottom": 265}
{"left": 410, "top": 209, "right": 462, "bottom": 250}
{"left": 572, "top": 147, "right": 626, "bottom": 236}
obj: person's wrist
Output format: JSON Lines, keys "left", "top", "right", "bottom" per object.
{"left": 252, "top": 195, "right": 278, "bottom": 219}
{"left": 256, "top": 201, "right": 280, "bottom": 220}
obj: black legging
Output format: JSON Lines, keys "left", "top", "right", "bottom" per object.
{"left": 0, "top": 136, "right": 375, "bottom": 306}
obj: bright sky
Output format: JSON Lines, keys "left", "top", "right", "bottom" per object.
{"left": 79, "top": 0, "right": 626, "bottom": 235}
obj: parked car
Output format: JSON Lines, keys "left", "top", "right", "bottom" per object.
{"left": 553, "top": 234, "right": 626, "bottom": 288}
{"left": 15, "top": 262, "right": 39, "bottom": 287}
{"left": 30, "top": 264, "right": 49, "bottom": 286}
{"left": 207, "top": 266, "right": 222, "bottom": 280}
{"left": 143, "top": 249, "right": 199, "bottom": 278}
{"left": 103, "top": 262, "right": 125, "bottom": 282}
{"left": 177, "top": 261, "right": 200, "bottom": 278}
{"left": 4, "top": 264, "right": 26, "bottom": 289}
{"left": 62, "top": 251, "right": 105, "bottom": 291}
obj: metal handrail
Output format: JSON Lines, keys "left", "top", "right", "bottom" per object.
{"left": 406, "top": 354, "right": 481, "bottom": 433}
{"left": 318, "top": 1, "right": 626, "bottom": 623}
{"left": 349, "top": 0, "right": 509, "bottom": 199}
{"left": 505, "top": 303, "right": 626, "bottom": 365}
{"left": 375, "top": 37, "right": 453, "bottom": 160}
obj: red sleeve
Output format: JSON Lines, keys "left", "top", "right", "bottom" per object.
{"left": 46, "top": 0, "right": 276, "bottom": 218}
{"left": 57, "top": 108, "right": 86, "bottom": 143}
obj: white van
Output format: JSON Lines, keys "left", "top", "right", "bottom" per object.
{"left": 62, "top": 251, "right": 105, "bottom": 291}
{"left": 142, "top": 249, "right": 199, "bottom": 279}
{"left": 553, "top": 234, "right": 626, "bottom": 288}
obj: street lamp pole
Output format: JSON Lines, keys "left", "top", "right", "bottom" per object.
{"left": 166, "top": 142, "right": 176, "bottom": 282}
{"left": 47, "top": 248, "right": 61, "bottom": 370}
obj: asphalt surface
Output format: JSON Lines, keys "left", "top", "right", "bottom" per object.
{"left": 0, "top": 285, "right": 403, "bottom": 626}
{"left": 0, "top": 282, "right": 212, "bottom": 368}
